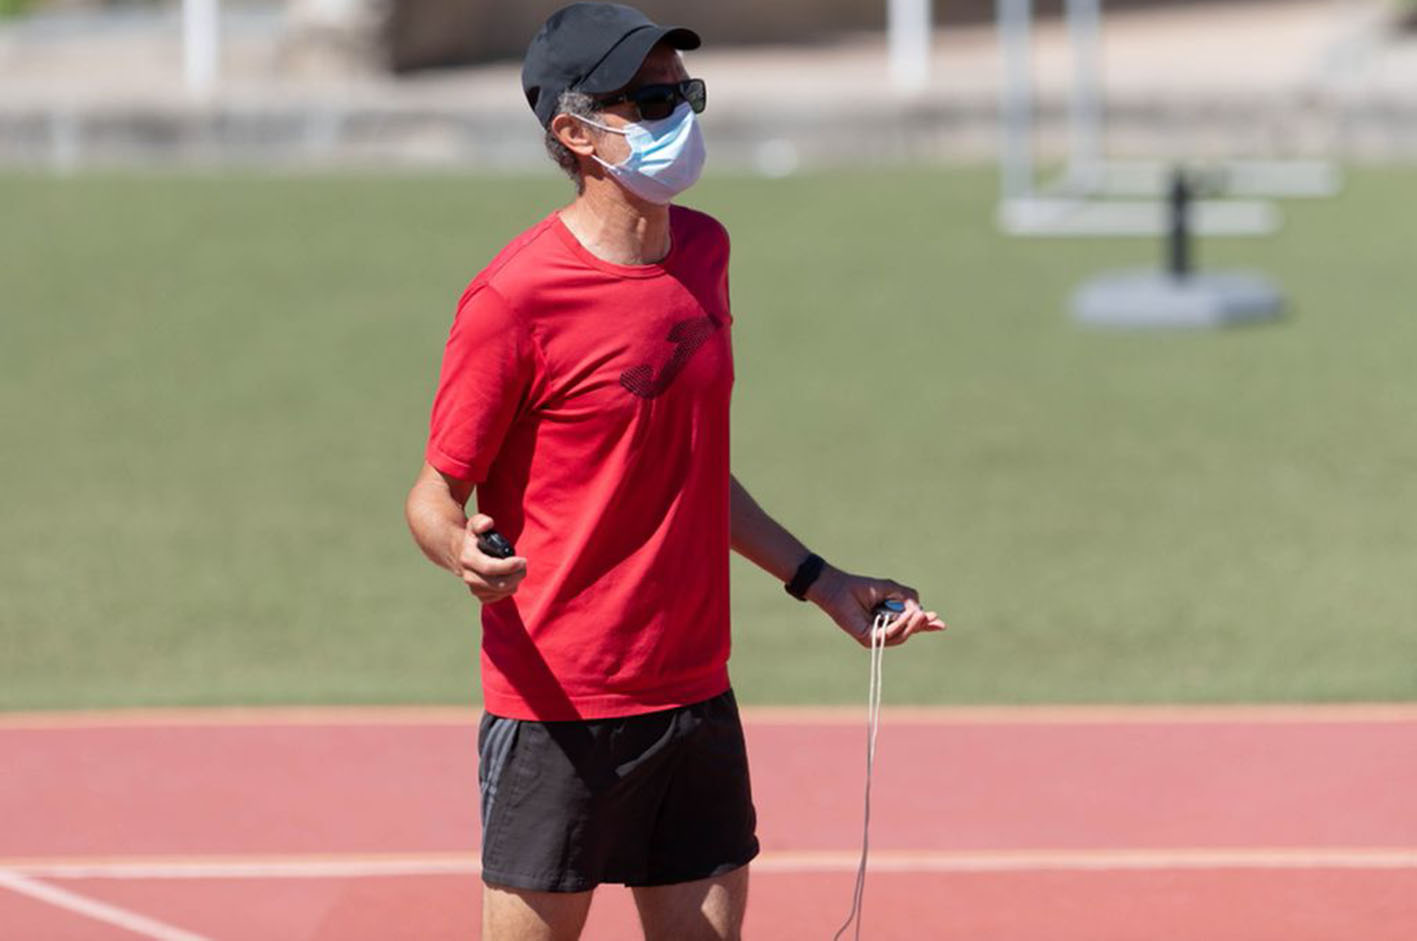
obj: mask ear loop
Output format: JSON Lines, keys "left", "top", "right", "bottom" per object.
{"left": 568, "top": 113, "right": 631, "bottom": 173}
{"left": 833, "top": 608, "right": 890, "bottom": 941}
{"left": 570, "top": 113, "right": 629, "bottom": 136}
{"left": 572, "top": 101, "right": 692, "bottom": 135}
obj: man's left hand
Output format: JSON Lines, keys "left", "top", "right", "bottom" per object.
{"left": 806, "top": 566, "right": 947, "bottom": 648}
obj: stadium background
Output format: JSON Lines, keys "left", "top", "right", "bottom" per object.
{"left": 2, "top": 4, "right": 1415, "bottom": 939}
{"left": 3, "top": 0, "right": 1413, "bottom": 711}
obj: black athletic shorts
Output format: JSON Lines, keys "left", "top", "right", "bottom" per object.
{"left": 477, "top": 688, "right": 760, "bottom": 893}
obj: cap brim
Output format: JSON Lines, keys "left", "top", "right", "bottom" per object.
{"left": 578, "top": 25, "right": 701, "bottom": 95}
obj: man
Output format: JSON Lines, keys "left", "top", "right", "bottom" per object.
{"left": 404, "top": 5, "right": 946, "bottom": 939}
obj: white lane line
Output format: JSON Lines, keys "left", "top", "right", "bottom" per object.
{"left": 753, "top": 848, "right": 1417, "bottom": 873}
{"left": 0, "top": 869, "right": 212, "bottom": 940}
{"left": 22, "top": 856, "right": 483, "bottom": 880}
{"left": 8, "top": 847, "right": 1417, "bottom": 880}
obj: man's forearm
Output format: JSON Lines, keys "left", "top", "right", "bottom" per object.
{"left": 729, "top": 476, "right": 941, "bottom": 644}
{"left": 406, "top": 463, "right": 473, "bottom": 575}
{"left": 729, "top": 475, "right": 819, "bottom": 585}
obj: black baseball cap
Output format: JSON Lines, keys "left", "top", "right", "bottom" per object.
{"left": 522, "top": 3, "right": 701, "bottom": 128}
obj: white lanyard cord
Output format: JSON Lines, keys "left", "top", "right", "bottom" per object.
{"left": 832, "top": 610, "right": 890, "bottom": 941}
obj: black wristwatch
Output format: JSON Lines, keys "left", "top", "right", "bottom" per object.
{"left": 785, "top": 552, "right": 826, "bottom": 601}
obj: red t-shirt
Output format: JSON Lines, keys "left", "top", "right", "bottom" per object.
{"left": 425, "top": 206, "right": 735, "bottom": 721}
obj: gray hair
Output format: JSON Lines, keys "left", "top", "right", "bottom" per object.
{"left": 544, "top": 90, "right": 601, "bottom": 190}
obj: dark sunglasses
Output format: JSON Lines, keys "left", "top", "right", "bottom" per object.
{"left": 593, "top": 78, "right": 707, "bottom": 122}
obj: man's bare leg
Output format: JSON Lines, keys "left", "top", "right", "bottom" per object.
{"left": 482, "top": 883, "right": 594, "bottom": 941}
{"left": 631, "top": 865, "right": 749, "bottom": 941}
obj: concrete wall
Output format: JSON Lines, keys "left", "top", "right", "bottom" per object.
{"left": 382, "top": 0, "right": 1293, "bottom": 73}
{"left": 385, "top": 0, "right": 879, "bottom": 72}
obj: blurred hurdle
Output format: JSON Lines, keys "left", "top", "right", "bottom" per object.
{"left": 994, "top": 0, "right": 1342, "bottom": 238}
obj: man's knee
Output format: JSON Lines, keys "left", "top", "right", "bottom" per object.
{"left": 482, "top": 882, "right": 595, "bottom": 941}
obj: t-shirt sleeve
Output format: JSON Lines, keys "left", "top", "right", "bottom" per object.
{"left": 425, "top": 283, "right": 537, "bottom": 484}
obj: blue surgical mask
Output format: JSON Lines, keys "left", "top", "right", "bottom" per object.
{"left": 575, "top": 103, "right": 707, "bottom": 204}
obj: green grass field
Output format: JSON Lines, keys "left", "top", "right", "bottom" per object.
{"left": 2, "top": 167, "right": 1414, "bottom": 710}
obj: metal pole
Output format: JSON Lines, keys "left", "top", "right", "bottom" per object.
{"left": 183, "top": 0, "right": 220, "bottom": 97}
{"left": 1167, "top": 167, "right": 1192, "bottom": 280}
{"left": 997, "top": 0, "right": 1034, "bottom": 203}
{"left": 1065, "top": 0, "right": 1104, "bottom": 193}
{"left": 887, "top": 0, "right": 932, "bottom": 91}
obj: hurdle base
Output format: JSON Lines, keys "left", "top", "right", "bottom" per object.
{"left": 1071, "top": 270, "right": 1284, "bottom": 329}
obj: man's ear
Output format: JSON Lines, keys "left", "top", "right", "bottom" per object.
{"left": 551, "top": 113, "right": 596, "bottom": 158}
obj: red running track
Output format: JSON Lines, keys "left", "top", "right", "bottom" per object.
{"left": 1, "top": 704, "right": 1414, "bottom": 939}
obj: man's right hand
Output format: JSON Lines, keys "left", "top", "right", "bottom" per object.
{"left": 456, "top": 514, "right": 528, "bottom": 604}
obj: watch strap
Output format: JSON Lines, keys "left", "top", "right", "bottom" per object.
{"left": 785, "top": 552, "right": 826, "bottom": 601}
